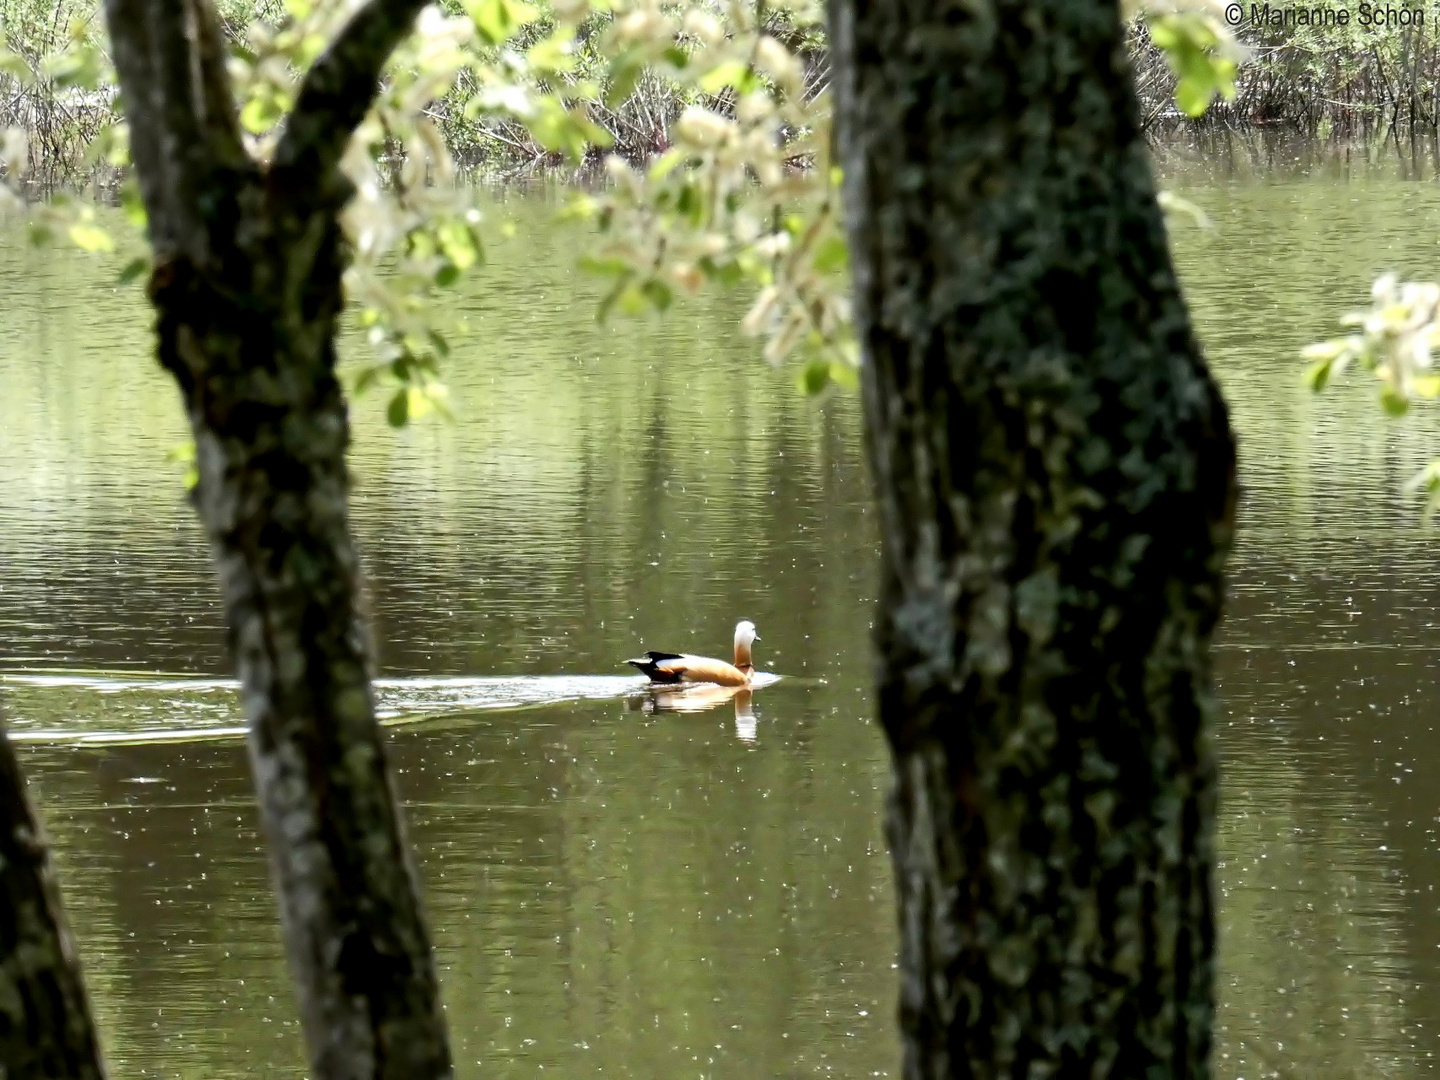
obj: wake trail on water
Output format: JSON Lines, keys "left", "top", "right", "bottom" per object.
{"left": 0, "top": 670, "right": 784, "bottom": 746}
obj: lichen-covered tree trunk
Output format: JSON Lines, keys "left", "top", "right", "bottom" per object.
{"left": 103, "top": 0, "right": 451, "bottom": 1076}
{"left": 0, "top": 717, "right": 106, "bottom": 1079}
{"left": 828, "top": 0, "right": 1237, "bottom": 1073}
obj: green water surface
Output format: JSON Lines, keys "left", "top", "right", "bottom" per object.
{"left": 3, "top": 148, "right": 1440, "bottom": 1077}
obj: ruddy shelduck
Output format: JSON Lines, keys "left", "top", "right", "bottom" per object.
{"left": 627, "top": 620, "right": 759, "bottom": 687}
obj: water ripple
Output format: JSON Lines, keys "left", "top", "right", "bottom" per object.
{"left": 0, "top": 670, "right": 782, "bottom": 745}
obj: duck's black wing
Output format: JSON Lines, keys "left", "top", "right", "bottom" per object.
{"left": 626, "top": 650, "right": 688, "bottom": 682}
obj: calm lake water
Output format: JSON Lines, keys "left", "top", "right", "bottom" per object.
{"left": 4, "top": 141, "right": 1440, "bottom": 1078}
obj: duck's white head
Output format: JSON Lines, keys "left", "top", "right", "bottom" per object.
{"left": 734, "top": 620, "right": 759, "bottom": 648}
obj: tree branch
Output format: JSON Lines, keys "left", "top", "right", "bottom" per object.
{"left": 105, "top": 0, "right": 246, "bottom": 261}
{"left": 273, "top": 0, "right": 429, "bottom": 182}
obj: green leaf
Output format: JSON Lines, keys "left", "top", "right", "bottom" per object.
{"left": 675, "top": 183, "right": 702, "bottom": 222}
{"left": 1303, "top": 356, "right": 1334, "bottom": 392}
{"left": 812, "top": 234, "right": 849, "bottom": 273}
{"left": 437, "top": 219, "right": 481, "bottom": 270}
{"left": 528, "top": 32, "right": 578, "bottom": 73}
{"left": 579, "top": 254, "right": 633, "bottom": 277}
{"left": 0, "top": 50, "right": 34, "bottom": 85}
{"left": 408, "top": 229, "right": 437, "bottom": 260}
{"left": 1148, "top": 19, "right": 1180, "bottom": 49}
{"left": 387, "top": 390, "right": 410, "bottom": 427}
{"left": 508, "top": 0, "right": 541, "bottom": 29}
{"left": 354, "top": 365, "right": 385, "bottom": 395}
{"left": 605, "top": 55, "right": 644, "bottom": 107}
{"left": 405, "top": 386, "right": 433, "bottom": 422}
{"left": 648, "top": 148, "right": 688, "bottom": 181}
{"left": 1174, "top": 78, "right": 1210, "bottom": 119}
{"left": 827, "top": 358, "right": 859, "bottom": 391}
{"left": 80, "top": 123, "right": 117, "bottom": 169}
{"left": 1405, "top": 459, "right": 1440, "bottom": 496}
{"left": 165, "top": 441, "right": 199, "bottom": 490}
{"left": 68, "top": 223, "right": 114, "bottom": 253}
{"left": 435, "top": 263, "right": 460, "bottom": 287}
{"left": 797, "top": 358, "right": 830, "bottom": 395}
{"left": 699, "top": 59, "right": 750, "bottom": 94}
{"left": 561, "top": 195, "right": 598, "bottom": 222}
{"left": 120, "top": 179, "right": 147, "bottom": 228}
{"left": 240, "top": 93, "right": 286, "bottom": 135}
{"left": 43, "top": 46, "right": 102, "bottom": 90}
{"left": 1148, "top": 13, "right": 1235, "bottom": 118}
{"left": 1213, "top": 58, "right": 1238, "bottom": 101}
{"left": 698, "top": 256, "right": 743, "bottom": 288}
{"left": 641, "top": 278, "right": 673, "bottom": 310}
{"left": 528, "top": 100, "right": 600, "bottom": 160}
{"left": 116, "top": 257, "right": 149, "bottom": 286}
{"left": 597, "top": 276, "right": 633, "bottom": 322}
{"left": 576, "top": 114, "right": 614, "bottom": 150}
{"left": 1381, "top": 384, "right": 1410, "bottom": 417}
{"left": 615, "top": 284, "right": 648, "bottom": 316}
{"left": 467, "top": 0, "right": 539, "bottom": 46}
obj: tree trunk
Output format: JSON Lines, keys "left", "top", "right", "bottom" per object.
{"left": 103, "top": 1, "right": 452, "bottom": 1077}
{"left": 828, "top": 0, "right": 1237, "bottom": 1073}
{"left": 0, "top": 715, "right": 107, "bottom": 1080}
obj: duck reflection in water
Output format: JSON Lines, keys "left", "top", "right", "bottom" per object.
{"left": 627, "top": 685, "right": 758, "bottom": 741}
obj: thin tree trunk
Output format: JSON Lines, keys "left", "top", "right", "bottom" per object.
{"left": 0, "top": 715, "right": 106, "bottom": 1080}
{"left": 102, "top": 1, "right": 452, "bottom": 1076}
{"left": 829, "top": 0, "right": 1237, "bottom": 1072}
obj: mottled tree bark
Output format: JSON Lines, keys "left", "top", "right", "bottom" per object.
{"left": 0, "top": 716, "right": 106, "bottom": 1079}
{"left": 829, "top": 0, "right": 1237, "bottom": 1074}
{"left": 102, "top": 1, "right": 451, "bottom": 1077}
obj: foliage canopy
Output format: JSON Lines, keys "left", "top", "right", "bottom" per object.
{"left": 0, "top": 0, "right": 1240, "bottom": 415}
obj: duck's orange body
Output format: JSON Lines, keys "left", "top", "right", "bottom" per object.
{"left": 627, "top": 620, "right": 759, "bottom": 687}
